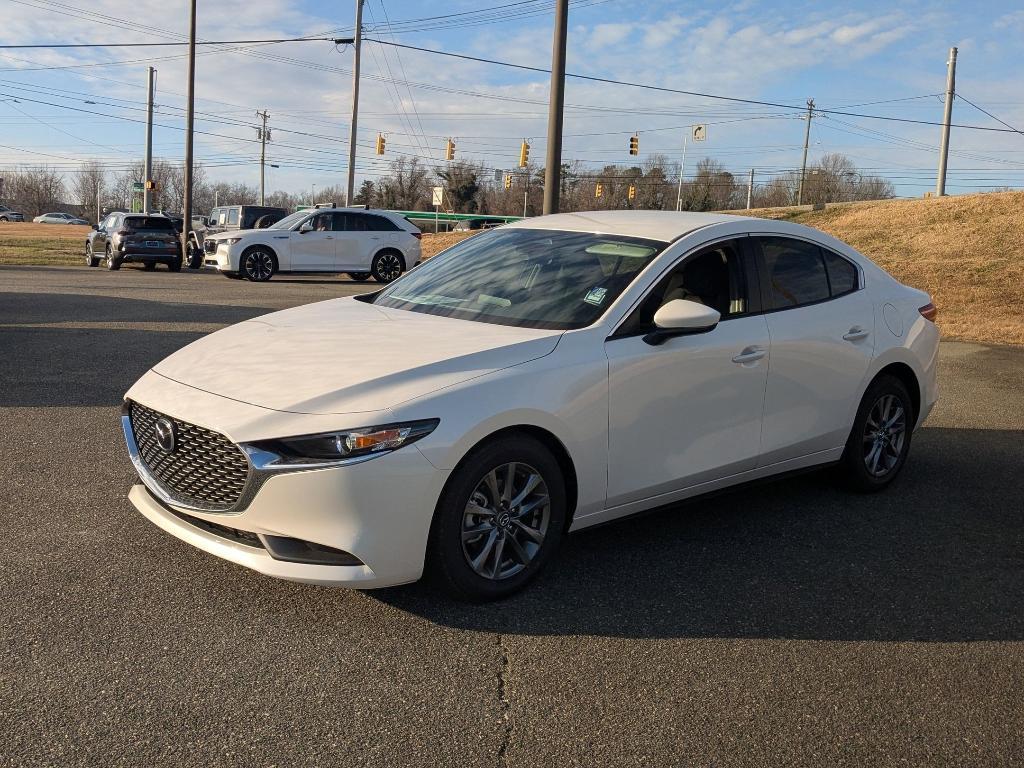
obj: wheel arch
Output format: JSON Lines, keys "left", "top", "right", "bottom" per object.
{"left": 374, "top": 246, "right": 406, "bottom": 265}
{"left": 440, "top": 424, "right": 580, "bottom": 531}
{"left": 240, "top": 243, "right": 279, "bottom": 270}
{"left": 872, "top": 361, "right": 921, "bottom": 425}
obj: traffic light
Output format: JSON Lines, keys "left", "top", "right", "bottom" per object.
{"left": 595, "top": 183, "right": 603, "bottom": 198}
{"left": 629, "top": 134, "right": 639, "bottom": 155}
{"left": 445, "top": 138, "right": 455, "bottom": 161}
{"left": 628, "top": 184, "right": 636, "bottom": 200}
{"left": 504, "top": 174, "right": 512, "bottom": 190}
{"left": 519, "top": 140, "right": 530, "bottom": 168}
{"left": 375, "top": 133, "right": 385, "bottom": 155}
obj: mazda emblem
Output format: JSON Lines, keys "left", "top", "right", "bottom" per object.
{"left": 154, "top": 417, "right": 177, "bottom": 453}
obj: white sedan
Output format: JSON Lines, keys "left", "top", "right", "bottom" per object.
{"left": 122, "top": 211, "right": 939, "bottom": 600}
{"left": 34, "top": 211, "right": 89, "bottom": 225}
{"left": 201, "top": 206, "right": 421, "bottom": 283}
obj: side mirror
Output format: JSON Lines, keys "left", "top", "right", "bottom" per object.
{"left": 298, "top": 221, "right": 313, "bottom": 233}
{"left": 91, "top": 224, "right": 99, "bottom": 231}
{"left": 643, "top": 299, "right": 721, "bottom": 345}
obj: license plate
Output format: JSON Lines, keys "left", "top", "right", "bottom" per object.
{"left": 145, "top": 241, "right": 160, "bottom": 247}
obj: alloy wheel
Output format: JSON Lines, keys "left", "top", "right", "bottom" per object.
{"left": 376, "top": 253, "right": 403, "bottom": 282}
{"left": 244, "top": 250, "right": 274, "bottom": 281}
{"left": 461, "top": 462, "right": 550, "bottom": 581}
{"left": 862, "top": 393, "right": 907, "bottom": 477}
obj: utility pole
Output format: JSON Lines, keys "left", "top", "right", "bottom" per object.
{"left": 674, "top": 131, "right": 689, "bottom": 211}
{"left": 256, "top": 110, "right": 270, "bottom": 205}
{"left": 345, "top": 0, "right": 364, "bottom": 207}
{"left": 96, "top": 183, "right": 101, "bottom": 225}
{"left": 181, "top": 0, "right": 197, "bottom": 265}
{"left": 542, "top": 0, "right": 569, "bottom": 215}
{"left": 143, "top": 66, "right": 155, "bottom": 214}
{"left": 796, "top": 98, "right": 814, "bottom": 206}
{"left": 936, "top": 46, "right": 957, "bottom": 197}
{"left": 523, "top": 172, "right": 529, "bottom": 218}
{"left": 746, "top": 168, "right": 754, "bottom": 210}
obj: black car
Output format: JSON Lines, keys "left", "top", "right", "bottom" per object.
{"left": 86, "top": 212, "right": 183, "bottom": 271}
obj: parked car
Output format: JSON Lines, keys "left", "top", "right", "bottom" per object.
{"left": 0, "top": 204, "right": 24, "bottom": 222}
{"left": 207, "top": 205, "right": 287, "bottom": 235}
{"left": 121, "top": 210, "right": 939, "bottom": 599}
{"left": 34, "top": 212, "right": 89, "bottom": 225}
{"left": 453, "top": 218, "right": 501, "bottom": 232}
{"left": 86, "top": 212, "right": 183, "bottom": 271}
{"left": 202, "top": 206, "right": 422, "bottom": 282}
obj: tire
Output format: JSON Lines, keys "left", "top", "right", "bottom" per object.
{"left": 0, "top": 216, "right": 9, "bottom": 222}
{"left": 85, "top": 242, "right": 100, "bottom": 267}
{"left": 427, "top": 435, "right": 567, "bottom": 601}
{"left": 240, "top": 247, "right": 276, "bottom": 282}
{"left": 104, "top": 245, "right": 121, "bottom": 271}
{"left": 346, "top": 271, "right": 372, "bottom": 282}
{"left": 370, "top": 250, "right": 405, "bottom": 283}
{"left": 222, "top": 271, "right": 242, "bottom": 280}
{"left": 837, "top": 374, "right": 914, "bottom": 492}
{"left": 143, "top": 261, "right": 157, "bottom": 271}
{"left": 167, "top": 256, "right": 182, "bottom": 272}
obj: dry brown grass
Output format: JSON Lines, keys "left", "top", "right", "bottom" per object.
{"left": 420, "top": 231, "right": 478, "bottom": 258}
{"left": 732, "top": 191, "right": 1024, "bottom": 345}
{"left": 0, "top": 222, "right": 90, "bottom": 266}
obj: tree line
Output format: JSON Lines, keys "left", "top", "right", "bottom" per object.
{"left": 0, "top": 152, "right": 893, "bottom": 222}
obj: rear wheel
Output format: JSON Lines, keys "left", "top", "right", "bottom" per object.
{"left": 837, "top": 374, "right": 913, "bottom": 492}
{"left": 346, "top": 271, "right": 371, "bottom": 282}
{"left": 427, "top": 435, "right": 566, "bottom": 601}
{"left": 167, "top": 255, "right": 183, "bottom": 272}
{"left": 371, "top": 251, "right": 404, "bottom": 283}
{"left": 85, "top": 242, "right": 100, "bottom": 267}
{"left": 104, "top": 245, "right": 121, "bottom": 271}
{"left": 241, "top": 247, "right": 276, "bottom": 282}
{"left": 143, "top": 261, "right": 156, "bottom": 271}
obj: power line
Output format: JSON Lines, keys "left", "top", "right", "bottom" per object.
{"left": 0, "top": 37, "right": 336, "bottom": 49}
{"left": 957, "top": 94, "right": 1024, "bottom": 137}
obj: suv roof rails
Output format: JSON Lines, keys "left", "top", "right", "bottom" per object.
{"left": 313, "top": 202, "right": 337, "bottom": 209}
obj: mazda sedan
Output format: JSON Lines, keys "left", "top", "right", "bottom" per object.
{"left": 122, "top": 211, "right": 939, "bottom": 600}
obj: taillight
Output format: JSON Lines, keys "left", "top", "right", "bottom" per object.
{"left": 919, "top": 302, "right": 937, "bottom": 322}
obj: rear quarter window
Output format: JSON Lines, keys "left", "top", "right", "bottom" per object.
{"left": 823, "top": 249, "right": 859, "bottom": 296}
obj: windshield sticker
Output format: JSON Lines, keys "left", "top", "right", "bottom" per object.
{"left": 584, "top": 287, "right": 608, "bottom": 306}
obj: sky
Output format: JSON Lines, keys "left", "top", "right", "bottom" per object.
{"left": 1, "top": 0, "right": 1023, "bottom": 201}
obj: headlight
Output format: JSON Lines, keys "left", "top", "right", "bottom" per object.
{"left": 249, "top": 419, "right": 439, "bottom": 466}
{"left": 224, "top": 237, "right": 242, "bottom": 245}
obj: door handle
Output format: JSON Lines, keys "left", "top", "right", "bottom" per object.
{"left": 843, "top": 326, "right": 870, "bottom": 342}
{"left": 732, "top": 346, "right": 767, "bottom": 364}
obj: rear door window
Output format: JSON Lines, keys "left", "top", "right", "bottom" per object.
{"left": 756, "top": 237, "right": 831, "bottom": 309}
{"left": 364, "top": 214, "right": 400, "bottom": 231}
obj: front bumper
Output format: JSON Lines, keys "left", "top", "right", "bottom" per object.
{"left": 126, "top": 437, "right": 448, "bottom": 588}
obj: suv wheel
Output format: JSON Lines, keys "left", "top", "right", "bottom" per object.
{"left": 346, "top": 271, "right": 371, "bottom": 282}
{"left": 427, "top": 435, "right": 566, "bottom": 600}
{"left": 241, "top": 247, "right": 276, "bottom": 282}
{"left": 104, "top": 245, "right": 121, "bottom": 271}
{"left": 85, "top": 242, "right": 100, "bottom": 267}
{"left": 371, "top": 251, "right": 404, "bottom": 283}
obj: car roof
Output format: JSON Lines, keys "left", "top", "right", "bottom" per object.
{"left": 502, "top": 210, "right": 753, "bottom": 242}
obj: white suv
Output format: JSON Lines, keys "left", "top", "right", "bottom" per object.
{"left": 203, "top": 207, "right": 422, "bottom": 282}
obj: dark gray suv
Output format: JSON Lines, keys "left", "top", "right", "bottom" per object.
{"left": 86, "top": 212, "right": 183, "bottom": 271}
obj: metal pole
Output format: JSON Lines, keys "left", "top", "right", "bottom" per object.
{"left": 143, "top": 66, "right": 155, "bottom": 214}
{"left": 523, "top": 172, "right": 528, "bottom": 218}
{"left": 96, "top": 183, "right": 101, "bottom": 225}
{"left": 746, "top": 168, "right": 754, "bottom": 210}
{"left": 542, "top": 0, "right": 569, "bottom": 215}
{"left": 797, "top": 98, "right": 814, "bottom": 206}
{"left": 675, "top": 132, "right": 688, "bottom": 211}
{"left": 181, "top": 0, "right": 197, "bottom": 265}
{"left": 257, "top": 110, "right": 269, "bottom": 205}
{"left": 936, "top": 46, "right": 957, "bottom": 197}
{"left": 345, "top": 0, "right": 364, "bottom": 207}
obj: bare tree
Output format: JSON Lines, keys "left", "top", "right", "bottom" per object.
{"left": 376, "top": 157, "right": 430, "bottom": 210}
{"left": 6, "top": 166, "right": 66, "bottom": 217}
{"left": 71, "top": 161, "right": 105, "bottom": 223}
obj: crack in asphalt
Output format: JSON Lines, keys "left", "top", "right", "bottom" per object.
{"left": 496, "top": 633, "right": 511, "bottom": 767}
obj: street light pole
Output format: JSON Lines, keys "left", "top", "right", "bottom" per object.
{"left": 797, "top": 98, "right": 814, "bottom": 206}
{"left": 674, "top": 131, "right": 689, "bottom": 211}
{"left": 181, "top": 0, "right": 197, "bottom": 265}
{"left": 256, "top": 109, "right": 270, "bottom": 205}
{"left": 345, "top": 0, "right": 364, "bottom": 207}
{"left": 542, "top": 0, "right": 568, "bottom": 215}
{"left": 143, "top": 66, "right": 155, "bottom": 214}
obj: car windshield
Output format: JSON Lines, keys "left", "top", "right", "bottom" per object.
{"left": 269, "top": 211, "right": 311, "bottom": 230}
{"left": 372, "top": 228, "right": 666, "bottom": 330}
{"left": 124, "top": 216, "right": 175, "bottom": 230}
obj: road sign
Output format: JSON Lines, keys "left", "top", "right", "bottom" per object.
{"left": 493, "top": 169, "right": 503, "bottom": 183}
{"left": 132, "top": 182, "right": 145, "bottom": 191}
{"left": 432, "top": 186, "right": 444, "bottom": 207}
{"left": 692, "top": 124, "right": 707, "bottom": 142}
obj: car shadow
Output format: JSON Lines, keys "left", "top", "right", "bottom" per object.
{"left": 372, "top": 426, "right": 1024, "bottom": 643}
{"left": 0, "top": 292, "right": 277, "bottom": 407}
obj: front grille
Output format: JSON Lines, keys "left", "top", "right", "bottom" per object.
{"left": 130, "top": 402, "right": 250, "bottom": 511}
{"left": 167, "top": 508, "right": 264, "bottom": 548}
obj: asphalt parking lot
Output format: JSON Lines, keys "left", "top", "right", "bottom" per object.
{"left": 2, "top": 264, "right": 1022, "bottom": 767}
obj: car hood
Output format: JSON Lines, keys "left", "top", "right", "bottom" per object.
{"left": 151, "top": 297, "right": 562, "bottom": 414}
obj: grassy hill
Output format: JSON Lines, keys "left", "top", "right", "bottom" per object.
{"left": 734, "top": 191, "right": 1024, "bottom": 344}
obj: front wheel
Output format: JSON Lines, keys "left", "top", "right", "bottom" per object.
{"left": 241, "top": 248, "right": 276, "bottom": 282}
{"left": 427, "top": 435, "right": 566, "bottom": 601}
{"left": 371, "top": 251, "right": 404, "bottom": 283}
{"left": 837, "top": 374, "right": 914, "bottom": 492}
